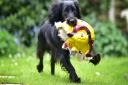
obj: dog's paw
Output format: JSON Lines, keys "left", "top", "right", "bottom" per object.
{"left": 89, "top": 53, "right": 101, "bottom": 65}
{"left": 74, "top": 77, "right": 81, "bottom": 83}
{"left": 71, "top": 77, "right": 81, "bottom": 83}
{"left": 70, "top": 75, "right": 81, "bottom": 83}
{"left": 37, "top": 64, "right": 43, "bottom": 73}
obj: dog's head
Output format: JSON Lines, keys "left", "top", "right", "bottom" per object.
{"left": 48, "top": 0, "right": 81, "bottom": 26}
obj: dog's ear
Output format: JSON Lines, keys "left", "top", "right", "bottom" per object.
{"left": 74, "top": 1, "right": 81, "bottom": 19}
{"left": 48, "top": 2, "right": 63, "bottom": 25}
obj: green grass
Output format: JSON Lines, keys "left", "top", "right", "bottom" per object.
{"left": 0, "top": 52, "right": 128, "bottom": 85}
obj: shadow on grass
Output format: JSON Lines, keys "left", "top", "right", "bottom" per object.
{"left": 38, "top": 71, "right": 69, "bottom": 82}
{"left": 37, "top": 71, "right": 108, "bottom": 85}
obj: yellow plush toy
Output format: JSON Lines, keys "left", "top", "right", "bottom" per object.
{"left": 55, "top": 19, "right": 95, "bottom": 57}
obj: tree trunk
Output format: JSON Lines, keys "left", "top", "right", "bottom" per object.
{"left": 109, "top": 0, "right": 115, "bottom": 23}
{"left": 115, "top": 0, "right": 127, "bottom": 34}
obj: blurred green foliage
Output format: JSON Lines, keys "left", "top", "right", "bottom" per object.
{"left": 84, "top": 14, "right": 128, "bottom": 56}
{"left": 79, "top": 0, "right": 109, "bottom": 18}
{"left": 0, "top": 0, "right": 128, "bottom": 56}
{"left": 0, "top": 0, "right": 51, "bottom": 46}
{"left": 0, "top": 30, "right": 17, "bottom": 56}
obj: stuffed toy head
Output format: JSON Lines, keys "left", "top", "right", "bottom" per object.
{"left": 55, "top": 19, "right": 95, "bottom": 58}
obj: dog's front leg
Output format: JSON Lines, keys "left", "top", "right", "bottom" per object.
{"left": 89, "top": 53, "right": 101, "bottom": 65}
{"left": 36, "top": 41, "right": 44, "bottom": 73}
{"left": 60, "top": 53, "right": 81, "bottom": 83}
{"left": 51, "top": 53, "right": 55, "bottom": 75}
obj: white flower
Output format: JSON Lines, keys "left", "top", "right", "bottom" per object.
{"left": 8, "top": 54, "right": 12, "bottom": 58}
{"left": 95, "top": 72, "right": 101, "bottom": 76}
{"left": 14, "top": 62, "right": 18, "bottom": 66}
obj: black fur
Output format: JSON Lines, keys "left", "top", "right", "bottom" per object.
{"left": 36, "top": 0, "right": 100, "bottom": 83}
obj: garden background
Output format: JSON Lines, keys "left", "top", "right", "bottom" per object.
{"left": 0, "top": 0, "right": 128, "bottom": 85}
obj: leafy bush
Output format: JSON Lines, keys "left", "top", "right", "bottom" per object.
{"left": 0, "top": 30, "right": 18, "bottom": 56}
{"left": 94, "top": 22, "right": 128, "bottom": 56}
{"left": 0, "top": 0, "right": 51, "bottom": 46}
{"left": 84, "top": 14, "right": 128, "bottom": 56}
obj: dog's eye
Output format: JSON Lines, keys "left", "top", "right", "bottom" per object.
{"left": 64, "top": 7, "right": 70, "bottom": 12}
{"left": 64, "top": 6, "right": 75, "bottom": 12}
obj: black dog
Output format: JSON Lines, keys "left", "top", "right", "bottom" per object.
{"left": 37, "top": 0, "right": 100, "bottom": 83}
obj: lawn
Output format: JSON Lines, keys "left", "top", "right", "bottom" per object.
{"left": 0, "top": 51, "right": 128, "bottom": 85}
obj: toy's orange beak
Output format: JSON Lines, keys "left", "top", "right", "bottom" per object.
{"left": 73, "top": 25, "right": 86, "bottom": 32}
{"left": 67, "top": 25, "right": 86, "bottom": 37}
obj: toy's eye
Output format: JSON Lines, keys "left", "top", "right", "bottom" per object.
{"left": 81, "top": 34, "right": 83, "bottom": 37}
{"left": 69, "top": 43, "right": 72, "bottom": 46}
{"left": 79, "top": 51, "right": 82, "bottom": 54}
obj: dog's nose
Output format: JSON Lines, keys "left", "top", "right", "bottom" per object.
{"left": 66, "top": 18, "right": 77, "bottom": 26}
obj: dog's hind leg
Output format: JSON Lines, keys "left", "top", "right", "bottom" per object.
{"left": 60, "top": 51, "right": 81, "bottom": 83}
{"left": 36, "top": 42, "right": 45, "bottom": 73}
{"left": 51, "top": 53, "right": 55, "bottom": 75}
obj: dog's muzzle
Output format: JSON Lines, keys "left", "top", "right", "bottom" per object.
{"left": 66, "top": 17, "right": 77, "bottom": 26}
